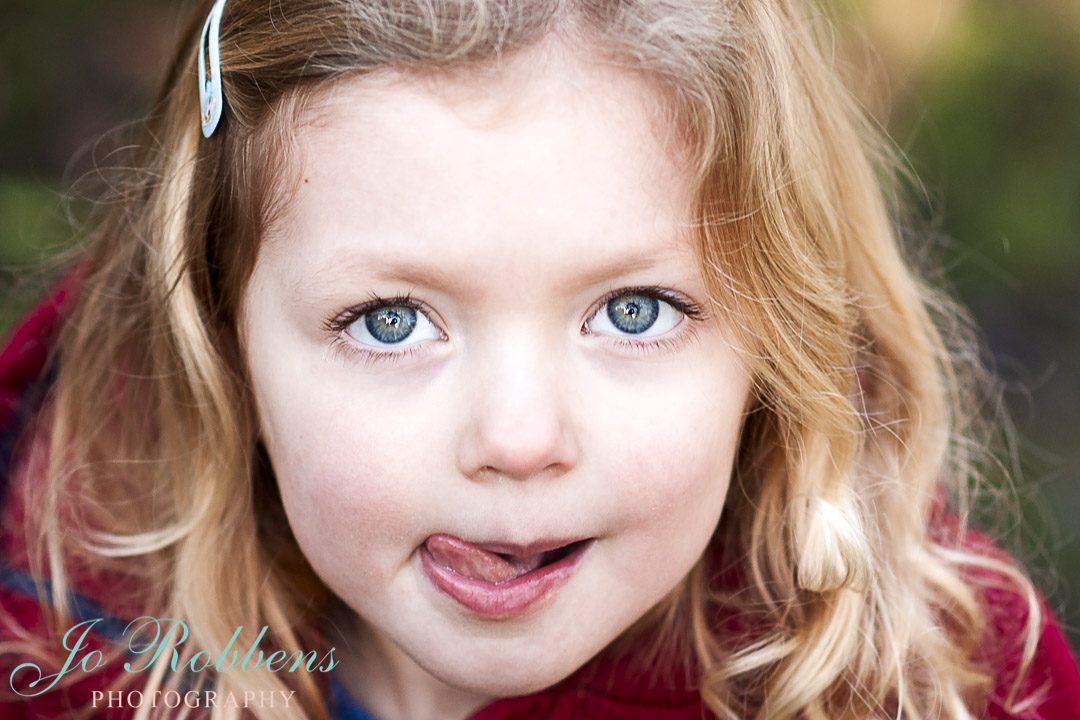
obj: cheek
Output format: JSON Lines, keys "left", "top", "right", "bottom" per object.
{"left": 617, "top": 421, "right": 734, "bottom": 549}
{"left": 256, "top": 379, "right": 432, "bottom": 575}
{"left": 598, "top": 357, "right": 747, "bottom": 549}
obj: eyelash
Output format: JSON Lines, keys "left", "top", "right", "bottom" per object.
{"left": 590, "top": 286, "right": 706, "bottom": 322}
{"left": 584, "top": 286, "right": 707, "bottom": 357}
{"left": 323, "top": 287, "right": 708, "bottom": 364}
{"left": 323, "top": 293, "right": 441, "bottom": 365}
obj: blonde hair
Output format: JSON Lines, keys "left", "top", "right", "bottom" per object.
{"left": 2, "top": 0, "right": 1039, "bottom": 718}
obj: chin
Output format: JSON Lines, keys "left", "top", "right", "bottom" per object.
{"left": 421, "top": 648, "right": 587, "bottom": 698}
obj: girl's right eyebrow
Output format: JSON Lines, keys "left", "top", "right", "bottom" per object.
{"left": 291, "top": 256, "right": 464, "bottom": 305}
{"left": 307, "top": 258, "right": 458, "bottom": 292}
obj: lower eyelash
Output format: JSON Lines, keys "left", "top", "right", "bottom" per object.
{"left": 323, "top": 293, "right": 445, "bottom": 365}
{"left": 330, "top": 330, "right": 692, "bottom": 365}
{"left": 326, "top": 334, "right": 429, "bottom": 366}
{"left": 601, "top": 323, "right": 700, "bottom": 358}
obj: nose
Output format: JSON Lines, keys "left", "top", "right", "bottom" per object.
{"left": 456, "top": 335, "right": 579, "bottom": 482}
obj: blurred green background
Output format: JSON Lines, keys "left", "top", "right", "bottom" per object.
{"left": 1, "top": 0, "right": 1078, "bottom": 648}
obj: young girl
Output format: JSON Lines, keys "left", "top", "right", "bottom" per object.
{"left": 1, "top": 0, "right": 1078, "bottom": 718}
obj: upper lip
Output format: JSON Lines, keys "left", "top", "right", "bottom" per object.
{"left": 426, "top": 535, "right": 591, "bottom": 558}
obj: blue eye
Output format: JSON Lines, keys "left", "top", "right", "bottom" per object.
{"left": 588, "top": 291, "right": 683, "bottom": 338}
{"left": 606, "top": 294, "right": 659, "bottom": 334}
{"left": 346, "top": 304, "right": 441, "bottom": 347}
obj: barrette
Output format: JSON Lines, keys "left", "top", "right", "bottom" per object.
{"left": 198, "top": 0, "right": 229, "bottom": 137}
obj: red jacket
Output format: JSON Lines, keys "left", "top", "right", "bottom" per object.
{"left": 1, "top": 286, "right": 1079, "bottom": 719}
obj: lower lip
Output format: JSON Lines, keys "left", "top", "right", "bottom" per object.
{"left": 419, "top": 540, "right": 591, "bottom": 619}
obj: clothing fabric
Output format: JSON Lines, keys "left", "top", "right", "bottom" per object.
{"left": 1, "top": 288, "right": 1079, "bottom": 719}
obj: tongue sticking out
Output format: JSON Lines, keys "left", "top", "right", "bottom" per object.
{"left": 425, "top": 535, "right": 547, "bottom": 584}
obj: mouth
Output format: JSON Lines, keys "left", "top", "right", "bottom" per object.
{"left": 420, "top": 534, "right": 592, "bottom": 618}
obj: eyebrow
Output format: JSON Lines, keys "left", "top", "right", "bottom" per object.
{"left": 563, "top": 253, "right": 670, "bottom": 289}
{"left": 296, "top": 249, "right": 674, "bottom": 303}
{"left": 308, "top": 258, "right": 459, "bottom": 292}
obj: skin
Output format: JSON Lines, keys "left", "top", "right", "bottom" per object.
{"left": 240, "top": 45, "right": 752, "bottom": 720}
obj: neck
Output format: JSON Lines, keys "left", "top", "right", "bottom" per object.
{"left": 327, "top": 607, "right": 492, "bottom": 720}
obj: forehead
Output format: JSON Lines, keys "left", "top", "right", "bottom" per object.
{"left": 257, "top": 46, "right": 697, "bottom": 292}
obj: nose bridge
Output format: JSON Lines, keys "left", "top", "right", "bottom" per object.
{"left": 457, "top": 329, "right": 578, "bottom": 481}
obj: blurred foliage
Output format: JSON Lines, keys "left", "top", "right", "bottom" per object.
{"left": 0, "top": 179, "right": 72, "bottom": 330}
{"left": 1, "top": 0, "right": 183, "bottom": 327}
{"left": 0, "top": 0, "right": 181, "bottom": 174}
{"left": 2, "top": 0, "right": 1079, "bottom": 645}
{"left": 838, "top": 0, "right": 1080, "bottom": 643}
{"left": 898, "top": 1, "right": 1080, "bottom": 286}
{"left": 0, "top": 180, "right": 69, "bottom": 264}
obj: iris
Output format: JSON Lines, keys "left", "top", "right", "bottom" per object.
{"left": 606, "top": 294, "right": 659, "bottom": 334}
{"left": 364, "top": 306, "right": 417, "bottom": 344}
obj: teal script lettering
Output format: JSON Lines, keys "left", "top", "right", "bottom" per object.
{"left": 9, "top": 619, "right": 107, "bottom": 697}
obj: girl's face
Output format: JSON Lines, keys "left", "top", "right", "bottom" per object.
{"left": 241, "top": 49, "right": 751, "bottom": 714}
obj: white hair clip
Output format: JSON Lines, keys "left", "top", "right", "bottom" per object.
{"left": 198, "top": 0, "right": 229, "bottom": 137}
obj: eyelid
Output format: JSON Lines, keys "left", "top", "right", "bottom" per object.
{"left": 579, "top": 285, "right": 708, "bottom": 359}
{"left": 587, "top": 286, "right": 707, "bottom": 326}
{"left": 322, "top": 287, "right": 706, "bottom": 365}
{"left": 324, "top": 294, "right": 437, "bottom": 333}
{"left": 323, "top": 294, "right": 446, "bottom": 361}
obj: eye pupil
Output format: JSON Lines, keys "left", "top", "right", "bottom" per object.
{"left": 607, "top": 294, "right": 659, "bottom": 334}
{"left": 365, "top": 306, "right": 417, "bottom": 344}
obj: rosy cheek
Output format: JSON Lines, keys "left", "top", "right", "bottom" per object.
{"left": 608, "top": 384, "right": 740, "bottom": 540}
{"left": 272, "top": 428, "right": 417, "bottom": 566}
{"left": 630, "top": 438, "right": 727, "bottom": 521}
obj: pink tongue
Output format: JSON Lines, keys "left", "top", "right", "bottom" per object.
{"left": 426, "top": 535, "right": 545, "bottom": 584}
